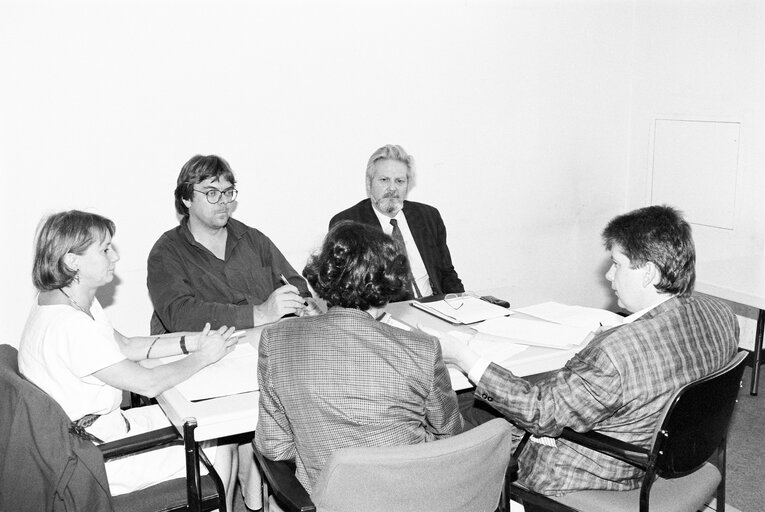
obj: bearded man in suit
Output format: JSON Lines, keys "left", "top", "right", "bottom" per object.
{"left": 329, "top": 144, "right": 463, "bottom": 299}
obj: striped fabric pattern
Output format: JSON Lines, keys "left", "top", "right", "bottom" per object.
{"left": 476, "top": 293, "right": 740, "bottom": 495}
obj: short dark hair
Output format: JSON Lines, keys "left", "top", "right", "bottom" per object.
{"left": 602, "top": 205, "right": 695, "bottom": 296}
{"left": 174, "top": 155, "right": 237, "bottom": 216}
{"left": 32, "top": 210, "right": 116, "bottom": 291}
{"left": 303, "top": 221, "right": 410, "bottom": 309}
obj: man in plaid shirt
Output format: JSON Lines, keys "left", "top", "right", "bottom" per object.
{"left": 439, "top": 205, "right": 739, "bottom": 495}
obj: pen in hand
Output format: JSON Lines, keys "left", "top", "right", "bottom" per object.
{"left": 280, "top": 273, "right": 309, "bottom": 307}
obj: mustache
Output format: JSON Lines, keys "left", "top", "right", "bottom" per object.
{"left": 382, "top": 193, "right": 401, "bottom": 199}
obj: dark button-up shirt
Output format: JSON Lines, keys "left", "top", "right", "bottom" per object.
{"left": 147, "top": 217, "right": 309, "bottom": 334}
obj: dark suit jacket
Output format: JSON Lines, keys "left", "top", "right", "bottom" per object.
{"left": 329, "top": 199, "right": 464, "bottom": 295}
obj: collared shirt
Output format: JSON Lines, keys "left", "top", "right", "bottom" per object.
{"left": 371, "top": 205, "right": 434, "bottom": 297}
{"left": 147, "top": 217, "right": 309, "bottom": 334}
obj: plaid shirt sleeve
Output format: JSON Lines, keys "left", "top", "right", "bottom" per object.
{"left": 475, "top": 343, "right": 623, "bottom": 437}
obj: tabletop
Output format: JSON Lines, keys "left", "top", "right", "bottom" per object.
{"left": 156, "top": 287, "right": 581, "bottom": 441}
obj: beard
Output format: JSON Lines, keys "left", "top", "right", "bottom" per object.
{"left": 374, "top": 196, "right": 404, "bottom": 215}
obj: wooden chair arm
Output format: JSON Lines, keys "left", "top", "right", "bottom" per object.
{"left": 98, "top": 425, "right": 181, "bottom": 459}
{"left": 254, "top": 449, "right": 316, "bottom": 512}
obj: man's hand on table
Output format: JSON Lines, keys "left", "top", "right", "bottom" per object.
{"left": 417, "top": 324, "right": 481, "bottom": 372}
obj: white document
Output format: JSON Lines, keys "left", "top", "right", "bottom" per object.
{"left": 514, "top": 301, "right": 624, "bottom": 331}
{"left": 468, "top": 333, "right": 529, "bottom": 362}
{"left": 448, "top": 367, "right": 472, "bottom": 391}
{"left": 442, "top": 330, "right": 527, "bottom": 391}
{"left": 411, "top": 296, "right": 512, "bottom": 324}
{"left": 473, "top": 316, "right": 593, "bottom": 350}
{"left": 161, "top": 343, "right": 260, "bottom": 402}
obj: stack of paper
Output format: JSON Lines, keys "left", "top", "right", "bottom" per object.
{"left": 411, "top": 295, "right": 511, "bottom": 324}
{"left": 514, "top": 301, "right": 623, "bottom": 331}
{"left": 468, "top": 333, "right": 529, "bottom": 362}
{"left": 473, "top": 317, "right": 593, "bottom": 350}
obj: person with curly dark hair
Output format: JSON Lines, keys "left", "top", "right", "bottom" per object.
{"left": 254, "top": 221, "right": 464, "bottom": 494}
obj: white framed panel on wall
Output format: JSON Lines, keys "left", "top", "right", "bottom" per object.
{"left": 649, "top": 117, "right": 741, "bottom": 230}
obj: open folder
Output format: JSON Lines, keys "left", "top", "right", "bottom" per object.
{"left": 411, "top": 295, "right": 512, "bottom": 324}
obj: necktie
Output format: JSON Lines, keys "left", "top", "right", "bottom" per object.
{"left": 390, "top": 219, "right": 422, "bottom": 298}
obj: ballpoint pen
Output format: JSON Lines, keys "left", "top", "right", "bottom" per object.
{"left": 280, "top": 274, "right": 309, "bottom": 306}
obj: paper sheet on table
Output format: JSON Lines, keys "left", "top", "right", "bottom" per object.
{"left": 161, "top": 343, "right": 259, "bottom": 402}
{"left": 513, "top": 301, "right": 624, "bottom": 331}
{"left": 443, "top": 330, "right": 527, "bottom": 390}
{"left": 411, "top": 296, "right": 512, "bottom": 324}
{"left": 448, "top": 367, "right": 471, "bottom": 391}
{"left": 468, "top": 333, "right": 529, "bottom": 362}
{"left": 473, "top": 317, "right": 593, "bottom": 349}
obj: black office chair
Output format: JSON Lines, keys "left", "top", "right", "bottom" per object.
{"left": 0, "top": 344, "right": 225, "bottom": 512}
{"left": 510, "top": 350, "right": 748, "bottom": 512}
{"left": 254, "top": 418, "right": 518, "bottom": 512}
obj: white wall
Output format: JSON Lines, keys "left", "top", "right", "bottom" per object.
{"left": 626, "top": 0, "right": 765, "bottom": 348}
{"left": 1, "top": 0, "right": 635, "bottom": 345}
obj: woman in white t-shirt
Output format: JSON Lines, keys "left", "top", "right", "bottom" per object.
{"left": 19, "top": 210, "right": 239, "bottom": 508}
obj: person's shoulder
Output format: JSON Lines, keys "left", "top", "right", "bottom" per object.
{"left": 229, "top": 217, "right": 272, "bottom": 243}
{"left": 31, "top": 305, "right": 100, "bottom": 334}
{"left": 684, "top": 292, "right": 737, "bottom": 322}
{"left": 149, "top": 224, "right": 185, "bottom": 253}
{"left": 330, "top": 199, "right": 370, "bottom": 224}
{"left": 403, "top": 200, "right": 441, "bottom": 217}
{"left": 685, "top": 292, "right": 731, "bottom": 309}
{"left": 379, "top": 320, "right": 440, "bottom": 349}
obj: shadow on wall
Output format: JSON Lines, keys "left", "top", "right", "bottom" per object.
{"left": 96, "top": 274, "right": 121, "bottom": 309}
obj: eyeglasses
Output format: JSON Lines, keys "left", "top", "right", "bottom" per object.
{"left": 193, "top": 188, "right": 238, "bottom": 204}
{"left": 444, "top": 293, "right": 465, "bottom": 310}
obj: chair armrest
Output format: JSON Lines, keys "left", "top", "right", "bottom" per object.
{"left": 254, "top": 449, "right": 316, "bottom": 512}
{"left": 559, "top": 427, "right": 649, "bottom": 469}
{"left": 98, "top": 426, "right": 180, "bottom": 460}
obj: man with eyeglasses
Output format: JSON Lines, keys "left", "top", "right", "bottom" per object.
{"left": 330, "top": 144, "right": 464, "bottom": 299}
{"left": 147, "top": 154, "right": 317, "bottom": 337}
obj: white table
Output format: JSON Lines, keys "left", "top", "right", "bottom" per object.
{"left": 155, "top": 288, "right": 580, "bottom": 439}
{"left": 386, "top": 295, "right": 581, "bottom": 388}
{"left": 154, "top": 327, "right": 264, "bottom": 441}
{"left": 696, "top": 256, "right": 765, "bottom": 395}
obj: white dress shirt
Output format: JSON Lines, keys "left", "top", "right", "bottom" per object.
{"left": 372, "top": 206, "right": 433, "bottom": 297}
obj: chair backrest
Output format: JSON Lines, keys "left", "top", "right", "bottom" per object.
{"left": 0, "top": 344, "right": 113, "bottom": 512}
{"left": 310, "top": 418, "right": 514, "bottom": 512}
{"left": 651, "top": 350, "right": 748, "bottom": 479}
